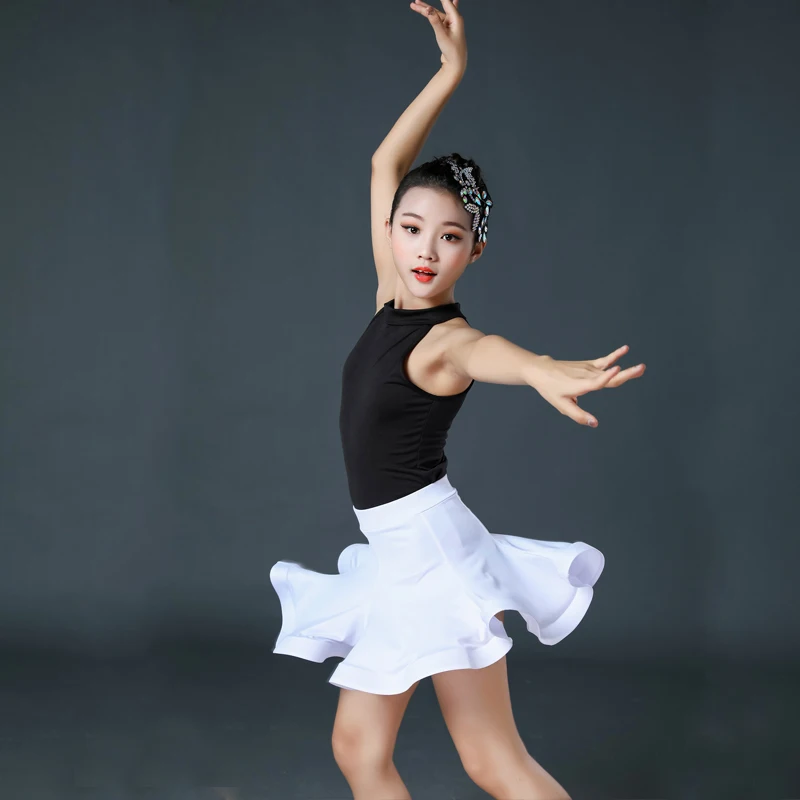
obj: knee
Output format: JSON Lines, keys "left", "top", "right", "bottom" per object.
{"left": 331, "top": 723, "right": 391, "bottom": 775}
{"left": 457, "top": 744, "right": 508, "bottom": 794}
{"left": 459, "top": 746, "right": 572, "bottom": 799}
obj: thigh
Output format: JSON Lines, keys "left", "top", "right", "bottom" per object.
{"left": 332, "top": 680, "right": 420, "bottom": 758}
{"left": 431, "top": 612, "right": 527, "bottom": 764}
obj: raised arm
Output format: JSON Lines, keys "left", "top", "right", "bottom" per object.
{"left": 370, "top": 0, "right": 468, "bottom": 293}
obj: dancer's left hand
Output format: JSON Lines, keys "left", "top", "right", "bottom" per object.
{"left": 529, "top": 346, "right": 646, "bottom": 427}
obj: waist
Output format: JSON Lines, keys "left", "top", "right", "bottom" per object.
{"left": 353, "top": 474, "right": 458, "bottom": 533}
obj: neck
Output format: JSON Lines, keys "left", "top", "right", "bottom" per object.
{"left": 392, "top": 275, "right": 455, "bottom": 310}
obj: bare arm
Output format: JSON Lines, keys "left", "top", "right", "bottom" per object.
{"left": 441, "top": 326, "right": 643, "bottom": 428}
{"left": 370, "top": 1, "right": 467, "bottom": 293}
{"left": 371, "top": 1, "right": 468, "bottom": 172}
{"left": 369, "top": 63, "right": 462, "bottom": 291}
{"left": 371, "top": 64, "right": 463, "bottom": 174}
{"left": 442, "top": 327, "right": 547, "bottom": 387}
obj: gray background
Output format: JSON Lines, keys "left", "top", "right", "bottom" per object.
{"left": 1, "top": 0, "right": 798, "bottom": 668}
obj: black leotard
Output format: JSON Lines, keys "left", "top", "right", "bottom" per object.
{"left": 339, "top": 299, "right": 475, "bottom": 509}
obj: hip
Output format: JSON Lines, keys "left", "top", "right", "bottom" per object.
{"left": 352, "top": 474, "right": 492, "bottom": 577}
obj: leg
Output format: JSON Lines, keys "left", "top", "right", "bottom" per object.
{"left": 431, "top": 611, "right": 572, "bottom": 800}
{"left": 331, "top": 679, "right": 419, "bottom": 800}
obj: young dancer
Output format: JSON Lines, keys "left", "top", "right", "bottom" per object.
{"left": 270, "top": 2, "right": 646, "bottom": 798}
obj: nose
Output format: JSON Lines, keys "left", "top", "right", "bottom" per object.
{"left": 415, "top": 232, "right": 438, "bottom": 261}
{"left": 417, "top": 242, "right": 436, "bottom": 261}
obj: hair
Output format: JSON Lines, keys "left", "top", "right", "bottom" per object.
{"left": 388, "top": 152, "right": 492, "bottom": 246}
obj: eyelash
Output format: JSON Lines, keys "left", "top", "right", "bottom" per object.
{"left": 401, "top": 225, "right": 461, "bottom": 242}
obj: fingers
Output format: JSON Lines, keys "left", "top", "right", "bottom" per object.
{"left": 560, "top": 362, "right": 645, "bottom": 426}
{"left": 411, "top": 0, "right": 459, "bottom": 20}
{"left": 592, "top": 345, "right": 629, "bottom": 369}
{"left": 558, "top": 398, "right": 597, "bottom": 428}
{"left": 571, "top": 365, "right": 619, "bottom": 397}
{"left": 554, "top": 356, "right": 645, "bottom": 427}
{"left": 603, "top": 363, "right": 646, "bottom": 388}
{"left": 558, "top": 369, "right": 616, "bottom": 426}
{"left": 596, "top": 365, "right": 620, "bottom": 387}
{"left": 410, "top": 1, "right": 442, "bottom": 20}
{"left": 589, "top": 347, "right": 647, "bottom": 387}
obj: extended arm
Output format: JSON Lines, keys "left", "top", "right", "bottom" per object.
{"left": 443, "top": 328, "right": 547, "bottom": 387}
{"left": 441, "top": 327, "right": 644, "bottom": 428}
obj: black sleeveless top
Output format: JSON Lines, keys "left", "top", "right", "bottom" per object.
{"left": 339, "top": 299, "right": 475, "bottom": 510}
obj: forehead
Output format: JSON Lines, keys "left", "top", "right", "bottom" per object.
{"left": 398, "top": 186, "right": 470, "bottom": 218}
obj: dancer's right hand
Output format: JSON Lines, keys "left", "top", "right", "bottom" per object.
{"left": 410, "top": 0, "right": 468, "bottom": 74}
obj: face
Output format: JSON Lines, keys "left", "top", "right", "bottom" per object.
{"left": 386, "top": 186, "right": 484, "bottom": 301}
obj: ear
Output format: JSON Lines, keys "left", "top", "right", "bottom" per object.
{"left": 384, "top": 217, "right": 392, "bottom": 246}
{"left": 470, "top": 242, "right": 485, "bottom": 262}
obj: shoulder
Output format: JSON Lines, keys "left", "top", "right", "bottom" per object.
{"left": 433, "top": 316, "right": 485, "bottom": 345}
{"left": 427, "top": 317, "right": 486, "bottom": 379}
{"left": 405, "top": 317, "right": 481, "bottom": 396}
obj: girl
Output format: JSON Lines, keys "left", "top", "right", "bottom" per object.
{"left": 270, "top": 2, "right": 646, "bottom": 798}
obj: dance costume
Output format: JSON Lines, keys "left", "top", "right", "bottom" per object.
{"left": 270, "top": 299, "right": 605, "bottom": 695}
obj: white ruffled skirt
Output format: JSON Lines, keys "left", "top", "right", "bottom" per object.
{"left": 269, "top": 474, "right": 605, "bottom": 695}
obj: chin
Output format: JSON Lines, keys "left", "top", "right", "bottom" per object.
{"left": 408, "top": 281, "right": 440, "bottom": 296}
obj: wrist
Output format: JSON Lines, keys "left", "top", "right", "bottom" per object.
{"left": 521, "top": 354, "right": 550, "bottom": 389}
{"left": 440, "top": 62, "right": 466, "bottom": 83}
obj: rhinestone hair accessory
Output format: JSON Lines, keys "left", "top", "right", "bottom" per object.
{"left": 445, "top": 156, "right": 493, "bottom": 244}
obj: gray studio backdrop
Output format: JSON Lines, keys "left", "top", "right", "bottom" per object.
{"left": 1, "top": 1, "right": 797, "bottom": 664}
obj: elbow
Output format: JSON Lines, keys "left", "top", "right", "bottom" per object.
{"left": 371, "top": 154, "right": 407, "bottom": 177}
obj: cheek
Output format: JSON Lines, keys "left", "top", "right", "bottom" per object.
{"left": 447, "top": 241, "right": 472, "bottom": 263}
{"left": 393, "top": 234, "right": 412, "bottom": 256}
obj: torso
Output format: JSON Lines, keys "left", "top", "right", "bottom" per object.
{"left": 340, "top": 298, "right": 474, "bottom": 509}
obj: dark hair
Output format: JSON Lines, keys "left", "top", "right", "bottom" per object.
{"left": 388, "top": 152, "right": 492, "bottom": 245}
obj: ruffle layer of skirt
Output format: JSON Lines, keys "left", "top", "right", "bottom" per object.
{"left": 270, "top": 531, "right": 604, "bottom": 695}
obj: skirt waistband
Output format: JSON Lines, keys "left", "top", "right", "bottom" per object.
{"left": 353, "top": 475, "right": 458, "bottom": 533}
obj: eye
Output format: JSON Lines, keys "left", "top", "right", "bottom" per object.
{"left": 401, "top": 225, "right": 461, "bottom": 242}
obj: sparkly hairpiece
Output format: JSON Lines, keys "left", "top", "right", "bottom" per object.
{"left": 445, "top": 156, "right": 493, "bottom": 244}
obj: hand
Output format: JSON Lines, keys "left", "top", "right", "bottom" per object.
{"left": 410, "top": 0, "right": 467, "bottom": 73}
{"left": 529, "top": 346, "right": 646, "bottom": 428}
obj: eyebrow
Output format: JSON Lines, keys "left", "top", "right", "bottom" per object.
{"left": 400, "top": 212, "right": 469, "bottom": 232}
